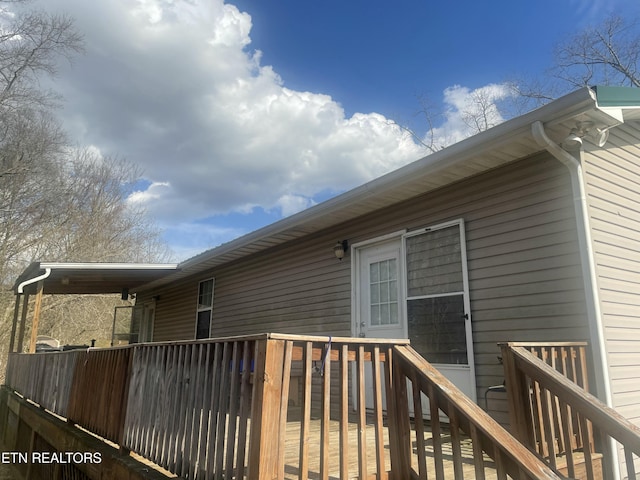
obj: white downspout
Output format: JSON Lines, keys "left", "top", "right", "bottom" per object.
{"left": 17, "top": 268, "right": 52, "bottom": 294}
{"left": 531, "top": 120, "right": 619, "bottom": 479}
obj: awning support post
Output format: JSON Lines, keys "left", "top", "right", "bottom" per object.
{"left": 8, "top": 294, "right": 21, "bottom": 353}
{"left": 28, "top": 281, "right": 44, "bottom": 353}
{"left": 16, "top": 294, "right": 30, "bottom": 353}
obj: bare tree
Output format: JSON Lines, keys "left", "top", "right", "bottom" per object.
{"left": 0, "top": 3, "right": 82, "bottom": 179}
{"left": 0, "top": 2, "right": 168, "bottom": 284}
{"left": 553, "top": 15, "right": 640, "bottom": 88}
{"left": 511, "top": 14, "right": 640, "bottom": 111}
{"left": 0, "top": 3, "right": 170, "bottom": 380}
{"left": 392, "top": 94, "right": 446, "bottom": 154}
{"left": 458, "top": 86, "right": 510, "bottom": 134}
{"left": 0, "top": 5, "right": 83, "bottom": 105}
{"left": 407, "top": 14, "right": 640, "bottom": 154}
{"left": 51, "top": 149, "right": 171, "bottom": 264}
{"left": 397, "top": 84, "right": 518, "bottom": 154}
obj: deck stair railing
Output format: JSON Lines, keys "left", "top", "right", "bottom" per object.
{"left": 390, "top": 344, "right": 564, "bottom": 480}
{"left": 500, "top": 342, "right": 640, "bottom": 480}
{"left": 6, "top": 333, "right": 565, "bottom": 480}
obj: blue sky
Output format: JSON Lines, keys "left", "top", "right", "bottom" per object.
{"left": 231, "top": 0, "right": 631, "bottom": 120}
{"left": 29, "top": 0, "right": 640, "bottom": 260}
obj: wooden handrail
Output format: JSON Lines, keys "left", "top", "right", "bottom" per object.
{"left": 392, "top": 344, "right": 565, "bottom": 480}
{"left": 502, "top": 343, "right": 640, "bottom": 479}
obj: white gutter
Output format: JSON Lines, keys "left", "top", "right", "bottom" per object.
{"left": 38, "top": 262, "right": 178, "bottom": 270}
{"left": 531, "top": 120, "right": 620, "bottom": 479}
{"left": 17, "top": 268, "right": 52, "bottom": 294}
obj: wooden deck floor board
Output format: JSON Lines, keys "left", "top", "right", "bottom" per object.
{"left": 277, "top": 414, "right": 500, "bottom": 480}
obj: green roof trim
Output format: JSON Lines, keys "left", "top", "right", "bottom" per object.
{"left": 594, "top": 85, "right": 640, "bottom": 107}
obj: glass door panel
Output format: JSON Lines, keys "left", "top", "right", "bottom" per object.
{"left": 404, "top": 220, "right": 476, "bottom": 403}
{"left": 407, "top": 294, "right": 467, "bottom": 364}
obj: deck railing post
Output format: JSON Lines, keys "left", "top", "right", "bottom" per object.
{"left": 117, "top": 346, "right": 134, "bottom": 447}
{"left": 247, "top": 337, "right": 286, "bottom": 480}
{"left": 500, "top": 343, "right": 534, "bottom": 447}
{"left": 387, "top": 349, "right": 412, "bottom": 479}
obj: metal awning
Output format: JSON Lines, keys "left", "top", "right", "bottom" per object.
{"left": 13, "top": 262, "right": 179, "bottom": 295}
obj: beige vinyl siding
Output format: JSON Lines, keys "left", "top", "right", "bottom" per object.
{"left": 136, "top": 279, "right": 199, "bottom": 341}
{"left": 140, "top": 151, "right": 590, "bottom": 425}
{"left": 583, "top": 124, "right": 640, "bottom": 476}
{"left": 211, "top": 232, "right": 353, "bottom": 337}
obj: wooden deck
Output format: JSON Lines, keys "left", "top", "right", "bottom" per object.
{"left": 4, "top": 335, "right": 571, "bottom": 480}
{"left": 277, "top": 412, "right": 498, "bottom": 479}
{"left": 111, "top": 407, "right": 498, "bottom": 480}
{"left": 118, "top": 410, "right": 598, "bottom": 480}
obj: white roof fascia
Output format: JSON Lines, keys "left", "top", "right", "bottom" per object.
{"left": 37, "top": 262, "right": 179, "bottom": 270}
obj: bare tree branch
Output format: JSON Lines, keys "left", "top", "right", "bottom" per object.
{"left": 553, "top": 15, "right": 640, "bottom": 88}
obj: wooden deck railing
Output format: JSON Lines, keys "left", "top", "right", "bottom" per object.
{"left": 247, "top": 334, "right": 408, "bottom": 480}
{"left": 5, "top": 334, "right": 565, "bottom": 480}
{"left": 391, "top": 344, "right": 564, "bottom": 480}
{"left": 5, "top": 348, "right": 83, "bottom": 418}
{"left": 122, "top": 338, "right": 256, "bottom": 479}
{"left": 68, "top": 347, "right": 133, "bottom": 444}
{"left": 501, "top": 342, "right": 640, "bottom": 480}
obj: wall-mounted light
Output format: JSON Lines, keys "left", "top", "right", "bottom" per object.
{"left": 562, "top": 129, "right": 583, "bottom": 151}
{"left": 121, "top": 287, "right": 129, "bottom": 301}
{"left": 333, "top": 240, "right": 349, "bottom": 260}
{"left": 589, "top": 124, "right": 610, "bottom": 147}
{"left": 562, "top": 121, "right": 611, "bottom": 151}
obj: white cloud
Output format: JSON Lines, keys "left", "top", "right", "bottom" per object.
{"left": 426, "top": 83, "right": 514, "bottom": 149}
{"left": 29, "top": 0, "right": 519, "bottom": 258}
{"left": 273, "top": 194, "right": 316, "bottom": 218}
{"left": 127, "top": 181, "right": 171, "bottom": 204}
{"left": 568, "top": 0, "right": 616, "bottom": 20}
{"left": 35, "top": 0, "right": 424, "bottom": 227}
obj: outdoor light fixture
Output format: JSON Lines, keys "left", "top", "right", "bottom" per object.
{"left": 121, "top": 287, "right": 129, "bottom": 301}
{"left": 562, "top": 121, "right": 610, "bottom": 151}
{"left": 562, "top": 129, "right": 583, "bottom": 151}
{"left": 589, "top": 125, "right": 610, "bottom": 147}
{"left": 333, "top": 240, "right": 349, "bottom": 260}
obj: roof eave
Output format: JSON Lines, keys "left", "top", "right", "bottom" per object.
{"left": 141, "top": 86, "right": 640, "bottom": 291}
{"left": 168, "top": 89, "right": 595, "bottom": 269}
{"left": 13, "top": 262, "right": 179, "bottom": 295}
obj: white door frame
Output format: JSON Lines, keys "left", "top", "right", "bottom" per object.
{"left": 351, "top": 220, "right": 477, "bottom": 403}
{"left": 351, "top": 230, "right": 407, "bottom": 339}
{"left": 140, "top": 300, "right": 155, "bottom": 343}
